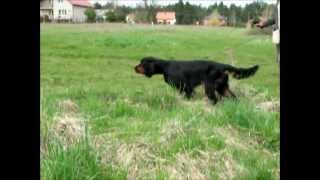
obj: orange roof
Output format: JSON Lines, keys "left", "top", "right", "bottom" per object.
{"left": 156, "top": 12, "right": 175, "bottom": 20}
{"left": 68, "top": 0, "right": 92, "bottom": 7}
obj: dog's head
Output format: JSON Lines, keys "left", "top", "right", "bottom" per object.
{"left": 134, "top": 57, "right": 160, "bottom": 78}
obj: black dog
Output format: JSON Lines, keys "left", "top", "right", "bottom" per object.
{"left": 135, "top": 57, "right": 259, "bottom": 104}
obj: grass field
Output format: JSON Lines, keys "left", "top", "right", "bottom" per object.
{"left": 41, "top": 23, "right": 279, "bottom": 180}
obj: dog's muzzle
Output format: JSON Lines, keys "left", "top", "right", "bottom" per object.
{"left": 135, "top": 65, "right": 145, "bottom": 74}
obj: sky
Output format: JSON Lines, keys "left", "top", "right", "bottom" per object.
{"left": 91, "top": 0, "right": 277, "bottom": 8}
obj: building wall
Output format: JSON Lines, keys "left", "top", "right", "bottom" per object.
{"left": 168, "top": 19, "right": 176, "bottom": 25}
{"left": 40, "top": 0, "right": 53, "bottom": 19}
{"left": 53, "top": 0, "right": 73, "bottom": 20}
{"left": 40, "top": 0, "right": 53, "bottom": 9}
{"left": 73, "top": 6, "right": 88, "bottom": 23}
{"left": 40, "top": 9, "right": 53, "bottom": 19}
{"left": 157, "top": 19, "right": 176, "bottom": 25}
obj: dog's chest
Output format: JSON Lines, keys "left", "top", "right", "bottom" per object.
{"left": 163, "top": 73, "right": 184, "bottom": 86}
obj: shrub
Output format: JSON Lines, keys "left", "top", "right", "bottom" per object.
{"left": 106, "top": 11, "right": 117, "bottom": 22}
{"left": 84, "top": 8, "right": 96, "bottom": 23}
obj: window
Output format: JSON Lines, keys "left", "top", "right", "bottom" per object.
{"left": 59, "top": 9, "right": 67, "bottom": 15}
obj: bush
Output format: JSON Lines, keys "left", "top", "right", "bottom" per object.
{"left": 105, "top": 10, "right": 126, "bottom": 23}
{"left": 94, "top": 2, "right": 102, "bottom": 9}
{"left": 114, "top": 9, "right": 126, "bottom": 22}
{"left": 84, "top": 8, "right": 96, "bottom": 23}
{"left": 207, "top": 9, "right": 224, "bottom": 26}
{"left": 106, "top": 11, "right": 117, "bottom": 22}
{"left": 134, "top": 10, "right": 149, "bottom": 23}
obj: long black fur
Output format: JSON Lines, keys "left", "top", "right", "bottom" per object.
{"left": 134, "top": 57, "right": 259, "bottom": 104}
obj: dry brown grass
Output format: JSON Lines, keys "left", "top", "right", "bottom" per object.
{"left": 214, "top": 126, "right": 258, "bottom": 151}
{"left": 159, "top": 119, "right": 185, "bottom": 146}
{"left": 52, "top": 114, "right": 86, "bottom": 148}
{"left": 58, "top": 99, "right": 79, "bottom": 114}
{"left": 257, "top": 100, "right": 280, "bottom": 112}
{"left": 51, "top": 100, "right": 87, "bottom": 149}
{"left": 165, "top": 150, "right": 241, "bottom": 180}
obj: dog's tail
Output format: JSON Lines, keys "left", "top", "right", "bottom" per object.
{"left": 224, "top": 65, "right": 259, "bottom": 79}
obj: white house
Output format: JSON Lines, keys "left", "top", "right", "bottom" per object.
{"left": 156, "top": 12, "right": 176, "bottom": 25}
{"left": 40, "top": 0, "right": 92, "bottom": 23}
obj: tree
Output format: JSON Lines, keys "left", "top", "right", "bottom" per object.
{"left": 208, "top": 9, "right": 223, "bottom": 26}
{"left": 141, "top": 0, "right": 157, "bottom": 23}
{"left": 94, "top": 2, "right": 102, "bottom": 9}
{"left": 106, "top": 11, "right": 116, "bottom": 22}
{"left": 134, "top": 10, "right": 149, "bottom": 23}
{"left": 229, "top": 4, "right": 237, "bottom": 26}
{"left": 182, "top": 2, "right": 194, "bottom": 24}
{"left": 93, "top": 0, "right": 272, "bottom": 26}
{"left": 84, "top": 8, "right": 96, "bottom": 23}
{"left": 103, "top": 2, "right": 114, "bottom": 9}
{"left": 175, "top": 0, "right": 184, "bottom": 24}
{"left": 105, "top": 8, "right": 128, "bottom": 22}
{"left": 114, "top": 8, "right": 126, "bottom": 22}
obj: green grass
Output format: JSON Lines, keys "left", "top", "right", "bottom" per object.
{"left": 41, "top": 23, "right": 279, "bottom": 180}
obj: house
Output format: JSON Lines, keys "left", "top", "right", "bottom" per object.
{"left": 156, "top": 12, "right": 176, "bottom": 25}
{"left": 53, "top": 0, "right": 92, "bottom": 22}
{"left": 40, "top": 0, "right": 54, "bottom": 21}
{"left": 40, "top": 0, "right": 92, "bottom": 23}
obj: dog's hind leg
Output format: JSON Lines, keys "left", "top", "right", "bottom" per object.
{"left": 220, "top": 88, "right": 237, "bottom": 99}
{"left": 204, "top": 80, "right": 218, "bottom": 104}
{"left": 215, "top": 73, "right": 237, "bottom": 100}
{"left": 204, "top": 72, "right": 220, "bottom": 104}
{"left": 184, "top": 86, "right": 194, "bottom": 99}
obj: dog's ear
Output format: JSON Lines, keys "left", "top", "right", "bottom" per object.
{"left": 144, "top": 62, "right": 155, "bottom": 78}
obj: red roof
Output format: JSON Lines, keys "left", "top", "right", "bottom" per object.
{"left": 156, "top": 12, "right": 175, "bottom": 20}
{"left": 68, "top": 0, "right": 92, "bottom": 7}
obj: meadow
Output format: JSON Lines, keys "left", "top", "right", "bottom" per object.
{"left": 41, "top": 23, "right": 279, "bottom": 180}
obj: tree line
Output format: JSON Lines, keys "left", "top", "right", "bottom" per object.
{"left": 88, "top": 0, "right": 277, "bottom": 27}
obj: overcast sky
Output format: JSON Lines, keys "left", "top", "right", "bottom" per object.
{"left": 91, "top": 0, "right": 277, "bottom": 8}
